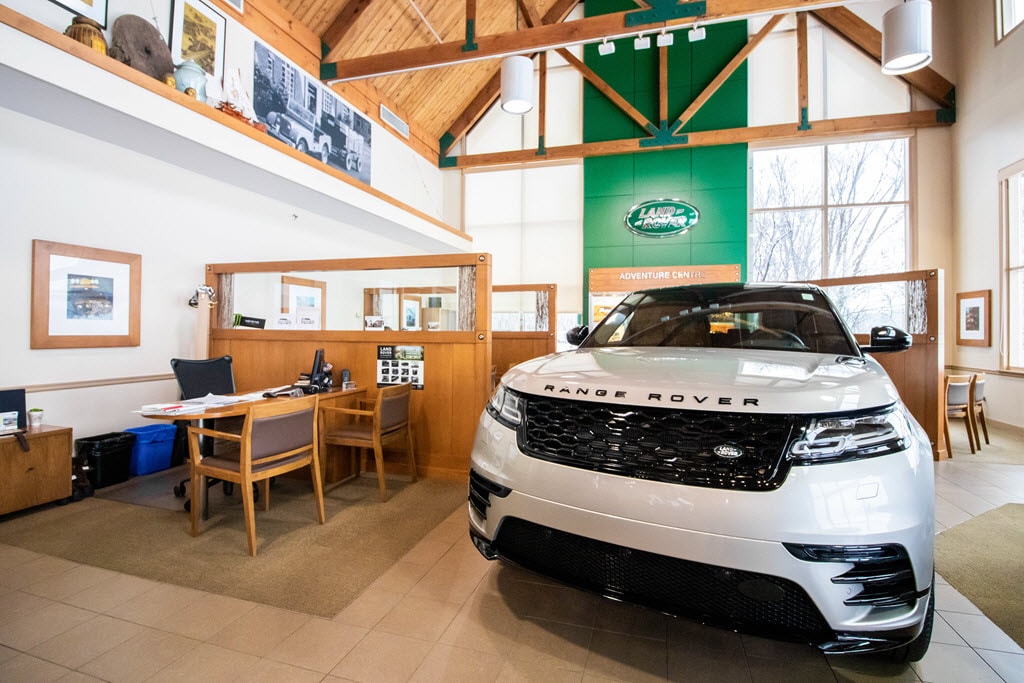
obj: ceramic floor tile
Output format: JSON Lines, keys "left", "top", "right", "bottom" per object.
{"left": 910, "top": 642, "right": 1004, "bottom": 683}
{"left": 78, "top": 628, "right": 198, "bottom": 683}
{"left": 507, "top": 618, "right": 593, "bottom": 672}
{"left": 145, "top": 641, "right": 261, "bottom": 682}
{"left": 0, "top": 555, "right": 79, "bottom": 590}
{"left": 665, "top": 646, "right": 751, "bottom": 683}
{"left": 745, "top": 655, "right": 840, "bottom": 682}
{"left": 0, "top": 600, "right": 95, "bottom": 651}
{"left": 333, "top": 584, "right": 405, "bottom": 629}
{"left": 592, "top": 600, "right": 669, "bottom": 641}
{"left": 0, "top": 544, "right": 42, "bottom": 571}
{"left": 59, "top": 670, "right": 110, "bottom": 682}
{"left": 977, "top": 648, "right": 1024, "bottom": 683}
{"left": 246, "top": 657, "right": 327, "bottom": 682}
{"left": 438, "top": 601, "right": 523, "bottom": 656}
{"left": 267, "top": 616, "right": 367, "bottom": 673}
{"left": 0, "top": 589, "right": 55, "bottom": 624}
{"left": 0, "top": 652, "right": 70, "bottom": 682}
{"left": 582, "top": 629, "right": 668, "bottom": 683}
{"left": 209, "top": 604, "right": 311, "bottom": 656}
{"left": 329, "top": 629, "right": 433, "bottom": 683}
{"left": 20, "top": 564, "right": 117, "bottom": 602}
{"left": 375, "top": 593, "right": 461, "bottom": 642}
{"left": 370, "top": 560, "right": 432, "bottom": 594}
{"left": 28, "top": 613, "right": 145, "bottom": 669}
{"left": 104, "top": 582, "right": 207, "bottom": 627}
{"left": 409, "top": 642, "right": 504, "bottom": 683}
{"left": 941, "top": 611, "right": 1024, "bottom": 654}
{"left": 935, "top": 583, "right": 983, "bottom": 616}
{"left": 407, "top": 562, "right": 486, "bottom": 605}
{"left": 495, "top": 656, "right": 584, "bottom": 682}
{"left": 62, "top": 572, "right": 158, "bottom": 613}
{"left": 400, "top": 537, "right": 454, "bottom": 567}
{"left": 929, "top": 612, "right": 969, "bottom": 647}
{"left": 153, "top": 592, "right": 256, "bottom": 640}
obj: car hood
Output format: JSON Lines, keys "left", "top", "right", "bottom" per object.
{"left": 502, "top": 347, "right": 901, "bottom": 414}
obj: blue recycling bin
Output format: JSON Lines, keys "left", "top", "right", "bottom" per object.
{"left": 125, "top": 423, "right": 178, "bottom": 476}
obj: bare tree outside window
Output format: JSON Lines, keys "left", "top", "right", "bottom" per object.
{"left": 750, "top": 138, "right": 910, "bottom": 332}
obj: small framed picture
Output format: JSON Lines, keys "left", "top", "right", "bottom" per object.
{"left": 170, "top": 0, "right": 226, "bottom": 81}
{"left": 956, "top": 290, "right": 991, "bottom": 347}
{"left": 47, "top": 0, "right": 108, "bottom": 28}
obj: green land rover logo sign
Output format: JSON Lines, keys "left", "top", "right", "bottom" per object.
{"left": 624, "top": 199, "right": 700, "bottom": 238}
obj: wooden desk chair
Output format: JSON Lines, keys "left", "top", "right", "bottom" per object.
{"left": 187, "top": 394, "right": 325, "bottom": 556}
{"left": 320, "top": 383, "right": 416, "bottom": 502}
{"left": 971, "top": 372, "right": 990, "bottom": 447}
{"left": 943, "top": 374, "right": 978, "bottom": 456}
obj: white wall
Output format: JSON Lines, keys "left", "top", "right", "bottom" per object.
{"left": 950, "top": 0, "right": 1024, "bottom": 426}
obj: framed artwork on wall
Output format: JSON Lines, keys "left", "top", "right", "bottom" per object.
{"left": 170, "top": 0, "right": 226, "bottom": 80}
{"left": 31, "top": 240, "right": 141, "bottom": 349}
{"left": 956, "top": 290, "right": 991, "bottom": 347}
{"left": 47, "top": 0, "right": 108, "bottom": 28}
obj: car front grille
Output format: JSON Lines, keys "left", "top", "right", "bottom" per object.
{"left": 517, "top": 392, "right": 802, "bottom": 490}
{"left": 493, "top": 517, "right": 833, "bottom": 643}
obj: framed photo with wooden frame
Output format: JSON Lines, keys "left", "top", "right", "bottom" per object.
{"left": 956, "top": 290, "right": 991, "bottom": 347}
{"left": 31, "top": 240, "right": 141, "bottom": 349}
{"left": 281, "top": 275, "right": 326, "bottom": 330}
{"left": 47, "top": 0, "right": 108, "bottom": 28}
{"left": 170, "top": 0, "right": 226, "bottom": 81}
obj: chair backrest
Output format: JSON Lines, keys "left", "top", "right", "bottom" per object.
{"left": 973, "top": 372, "right": 986, "bottom": 403}
{"left": 945, "top": 374, "right": 973, "bottom": 408}
{"left": 244, "top": 394, "right": 318, "bottom": 466}
{"left": 376, "top": 383, "right": 412, "bottom": 433}
{"left": 171, "top": 356, "right": 235, "bottom": 399}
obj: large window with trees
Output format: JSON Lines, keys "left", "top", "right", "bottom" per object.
{"left": 1001, "top": 161, "right": 1024, "bottom": 371}
{"left": 998, "top": 0, "right": 1024, "bottom": 40}
{"left": 749, "top": 137, "right": 911, "bottom": 332}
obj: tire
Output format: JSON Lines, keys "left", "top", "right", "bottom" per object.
{"left": 297, "top": 139, "right": 308, "bottom": 155}
{"left": 320, "top": 146, "right": 329, "bottom": 164}
{"left": 885, "top": 581, "right": 935, "bottom": 663}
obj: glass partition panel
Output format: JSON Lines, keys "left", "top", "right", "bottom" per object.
{"left": 223, "top": 266, "right": 472, "bottom": 331}
{"left": 821, "top": 280, "right": 928, "bottom": 335}
{"left": 492, "top": 290, "right": 550, "bottom": 332}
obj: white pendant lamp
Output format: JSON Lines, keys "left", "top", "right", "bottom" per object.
{"left": 881, "top": 0, "right": 933, "bottom": 75}
{"left": 500, "top": 55, "right": 533, "bottom": 114}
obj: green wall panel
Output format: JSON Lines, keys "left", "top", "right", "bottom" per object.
{"left": 581, "top": 8, "right": 749, "bottom": 314}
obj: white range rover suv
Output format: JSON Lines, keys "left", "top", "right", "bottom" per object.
{"left": 469, "top": 283, "right": 935, "bottom": 662}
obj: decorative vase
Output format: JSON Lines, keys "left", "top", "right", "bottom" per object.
{"left": 28, "top": 410, "right": 44, "bottom": 428}
{"left": 64, "top": 16, "right": 108, "bottom": 55}
{"left": 174, "top": 60, "right": 207, "bottom": 102}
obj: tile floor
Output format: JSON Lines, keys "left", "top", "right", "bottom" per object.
{"left": 1, "top": 425, "right": 1023, "bottom": 682}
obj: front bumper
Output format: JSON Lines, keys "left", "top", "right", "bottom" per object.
{"left": 469, "top": 412, "right": 934, "bottom": 654}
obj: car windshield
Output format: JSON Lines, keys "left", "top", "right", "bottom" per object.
{"left": 582, "top": 284, "right": 859, "bottom": 355}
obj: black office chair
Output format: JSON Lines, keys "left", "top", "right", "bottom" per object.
{"left": 170, "top": 356, "right": 243, "bottom": 512}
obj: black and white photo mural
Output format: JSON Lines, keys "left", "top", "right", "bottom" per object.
{"left": 253, "top": 40, "right": 372, "bottom": 184}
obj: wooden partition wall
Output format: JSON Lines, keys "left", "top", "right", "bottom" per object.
{"left": 204, "top": 253, "right": 492, "bottom": 480}
{"left": 810, "top": 269, "right": 946, "bottom": 460}
{"left": 492, "top": 284, "right": 558, "bottom": 378}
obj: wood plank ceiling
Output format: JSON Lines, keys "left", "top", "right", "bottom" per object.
{"left": 271, "top": 0, "right": 955, "bottom": 168}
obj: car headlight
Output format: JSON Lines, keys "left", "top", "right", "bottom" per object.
{"left": 486, "top": 384, "right": 522, "bottom": 429}
{"left": 788, "top": 405, "right": 910, "bottom": 465}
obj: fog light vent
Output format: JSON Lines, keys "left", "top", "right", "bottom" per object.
{"left": 784, "top": 543, "right": 920, "bottom": 608}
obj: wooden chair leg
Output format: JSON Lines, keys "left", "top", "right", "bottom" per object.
{"left": 373, "top": 444, "right": 387, "bottom": 502}
{"left": 977, "top": 408, "right": 990, "bottom": 445}
{"left": 406, "top": 428, "right": 417, "bottom": 482}
{"left": 309, "top": 453, "right": 326, "bottom": 524}
{"left": 943, "top": 415, "right": 953, "bottom": 458}
{"left": 241, "top": 477, "right": 258, "bottom": 556}
{"left": 259, "top": 480, "right": 270, "bottom": 511}
{"left": 190, "top": 470, "right": 203, "bottom": 537}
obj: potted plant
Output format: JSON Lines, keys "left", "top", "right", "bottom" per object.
{"left": 28, "top": 407, "right": 44, "bottom": 427}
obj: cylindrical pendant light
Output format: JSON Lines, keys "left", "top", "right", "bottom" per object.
{"left": 500, "top": 55, "right": 533, "bottom": 114}
{"left": 881, "top": 0, "right": 933, "bottom": 75}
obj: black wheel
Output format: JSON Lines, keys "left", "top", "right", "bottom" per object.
{"left": 884, "top": 581, "right": 935, "bottom": 663}
{"left": 297, "top": 139, "right": 309, "bottom": 155}
{"left": 173, "top": 483, "right": 186, "bottom": 497}
{"left": 184, "top": 499, "right": 191, "bottom": 512}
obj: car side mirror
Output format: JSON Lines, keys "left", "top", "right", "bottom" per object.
{"left": 860, "top": 326, "right": 912, "bottom": 354}
{"left": 566, "top": 325, "right": 589, "bottom": 346}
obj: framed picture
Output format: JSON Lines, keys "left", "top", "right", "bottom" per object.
{"left": 31, "top": 240, "right": 141, "bottom": 349}
{"left": 47, "top": 0, "right": 108, "bottom": 28}
{"left": 402, "top": 296, "right": 421, "bottom": 330}
{"left": 956, "top": 290, "right": 991, "bottom": 347}
{"left": 281, "top": 276, "right": 325, "bottom": 330}
{"left": 170, "top": 0, "right": 226, "bottom": 81}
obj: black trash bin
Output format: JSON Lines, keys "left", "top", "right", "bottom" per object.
{"left": 74, "top": 432, "right": 136, "bottom": 489}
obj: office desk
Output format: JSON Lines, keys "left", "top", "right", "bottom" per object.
{"left": 143, "top": 387, "right": 367, "bottom": 488}
{"left": 0, "top": 425, "right": 73, "bottom": 515}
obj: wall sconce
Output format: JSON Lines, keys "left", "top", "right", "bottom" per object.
{"left": 598, "top": 38, "right": 615, "bottom": 56}
{"left": 688, "top": 25, "right": 706, "bottom": 42}
{"left": 882, "top": 0, "right": 932, "bottom": 75}
{"left": 656, "top": 30, "right": 674, "bottom": 47}
{"left": 634, "top": 33, "right": 651, "bottom": 50}
{"left": 500, "top": 55, "right": 533, "bottom": 114}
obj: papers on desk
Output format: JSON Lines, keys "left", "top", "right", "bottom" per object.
{"left": 139, "top": 393, "right": 248, "bottom": 416}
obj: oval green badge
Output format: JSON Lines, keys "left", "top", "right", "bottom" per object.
{"left": 624, "top": 199, "right": 700, "bottom": 238}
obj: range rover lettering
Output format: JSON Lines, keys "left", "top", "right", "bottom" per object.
{"left": 469, "top": 283, "right": 934, "bottom": 662}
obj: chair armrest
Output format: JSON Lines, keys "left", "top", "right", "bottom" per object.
{"left": 187, "top": 426, "right": 242, "bottom": 442}
{"left": 357, "top": 398, "right": 377, "bottom": 410}
{"left": 320, "top": 406, "right": 374, "bottom": 418}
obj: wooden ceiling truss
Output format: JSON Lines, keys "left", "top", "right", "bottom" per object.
{"left": 307, "top": 0, "right": 955, "bottom": 170}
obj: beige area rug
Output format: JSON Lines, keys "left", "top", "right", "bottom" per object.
{"left": 944, "top": 421, "right": 1024, "bottom": 465}
{"left": 0, "top": 469, "right": 467, "bottom": 618}
{"left": 934, "top": 503, "right": 1024, "bottom": 648}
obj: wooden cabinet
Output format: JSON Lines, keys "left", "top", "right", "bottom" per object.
{"left": 0, "top": 425, "right": 73, "bottom": 515}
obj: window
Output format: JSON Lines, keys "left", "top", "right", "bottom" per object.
{"left": 998, "top": 0, "right": 1024, "bottom": 40}
{"left": 749, "top": 138, "right": 910, "bottom": 282}
{"left": 1001, "top": 162, "right": 1024, "bottom": 370}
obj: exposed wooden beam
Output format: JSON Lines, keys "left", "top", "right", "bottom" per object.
{"left": 323, "top": 0, "right": 853, "bottom": 82}
{"left": 797, "top": 12, "right": 809, "bottom": 128}
{"left": 673, "top": 13, "right": 784, "bottom": 133}
{"left": 538, "top": 51, "right": 547, "bottom": 153}
{"left": 810, "top": 6, "right": 955, "bottom": 108}
{"left": 557, "top": 48, "right": 654, "bottom": 132}
{"left": 322, "top": 0, "right": 375, "bottom": 64}
{"left": 659, "top": 44, "right": 668, "bottom": 125}
{"left": 451, "top": 110, "right": 952, "bottom": 169}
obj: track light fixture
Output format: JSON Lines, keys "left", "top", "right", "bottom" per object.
{"left": 882, "top": 0, "right": 932, "bottom": 75}
{"left": 598, "top": 38, "right": 615, "bottom": 56}
{"left": 688, "top": 24, "right": 706, "bottom": 42}
{"left": 634, "top": 33, "right": 650, "bottom": 50}
{"left": 656, "top": 30, "right": 674, "bottom": 47}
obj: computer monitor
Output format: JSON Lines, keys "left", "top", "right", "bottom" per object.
{"left": 0, "top": 388, "right": 26, "bottom": 434}
{"left": 310, "top": 348, "right": 326, "bottom": 386}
